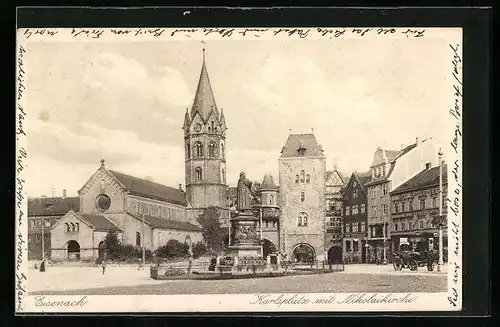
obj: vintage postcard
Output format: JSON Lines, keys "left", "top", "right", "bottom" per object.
{"left": 15, "top": 26, "right": 463, "bottom": 313}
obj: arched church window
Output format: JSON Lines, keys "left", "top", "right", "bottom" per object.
{"left": 194, "top": 142, "right": 203, "bottom": 158}
{"left": 208, "top": 142, "right": 217, "bottom": 157}
{"left": 306, "top": 174, "right": 311, "bottom": 183}
{"left": 295, "top": 175, "right": 299, "bottom": 183}
{"left": 65, "top": 223, "right": 70, "bottom": 232}
{"left": 300, "top": 192, "right": 305, "bottom": 202}
{"left": 71, "top": 223, "right": 75, "bottom": 232}
{"left": 300, "top": 170, "right": 305, "bottom": 183}
{"left": 195, "top": 167, "right": 203, "bottom": 181}
{"left": 136, "top": 232, "right": 141, "bottom": 247}
{"left": 208, "top": 126, "right": 212, "bottom": 132}
{"left": 187, "top": 143, "right": 191, "bottom": 158}
{"left": 211, "top": 121, "right": 215, "bottom": 132}
{"left": 75, "top": 222, "right": 79, "bottom": 232}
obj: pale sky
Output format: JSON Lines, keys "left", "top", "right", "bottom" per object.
{"left": 24, "top": 37, "right": 452, "bottom": 198}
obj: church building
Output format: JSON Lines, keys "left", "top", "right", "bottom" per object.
{"left": 29, "top": 50, "right": 231, "bottom": 262}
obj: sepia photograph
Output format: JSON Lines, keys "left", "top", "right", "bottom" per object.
{"left": 16, "top": 26, "right": 463, "bottom": 312}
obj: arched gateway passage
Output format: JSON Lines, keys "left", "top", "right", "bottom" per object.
{"left": 262, "top": 239, "right": 277, "bottom": 258}
{"left": 327, "top": 246, "right": 343, "bottom": 264}
{"left": 292, "top": 243, "right": 315, "bottom": 263}
{"left": 67, "top": 240, "right": 81, "bottom": 260}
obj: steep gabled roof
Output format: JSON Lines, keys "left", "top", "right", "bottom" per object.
{"left": 129, "top": 213, "right": 201, "bottom": 232}
{"left": 190, "top": 50, "right": 219, "bottom": 122}
{"left": 280, "top": 134, "right": 324, "bottom": 158}
{"left": 108, "top": 170, "right": 187, "bottom": 206}
{"left": 391, "top": 164, "right": 448, "bottom": 194}
{"left": 28, "top": 197, "right": 80, "bottom": 217}
{"left": 79, "top": 213, "right": 122, "bottom": 232}
{"left": 355, "top": 171, "right": 372, "bottom": 192}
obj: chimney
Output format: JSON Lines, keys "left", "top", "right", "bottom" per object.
{"left": 415, "top": 137, "right": 419, "bottom": 145}
{"left": 62, "top": 189, "right": 67, "bottom": 198}
{"left": 425, "top": 162, "right": 431, "bottom": 170}
{"left": 179, "top": 184, "right": 184, "bottom": 192}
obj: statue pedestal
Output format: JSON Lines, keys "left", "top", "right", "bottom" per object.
{"left": 227, "top": 211, "right": 261, "bottom": 258}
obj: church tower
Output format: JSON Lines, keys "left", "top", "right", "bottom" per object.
{"left": 182, "top": 49, "right": 229, "bottom": 223}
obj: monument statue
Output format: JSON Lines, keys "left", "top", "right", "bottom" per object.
{"left": 237, "top": 171, "right": 257, "bottom": 212}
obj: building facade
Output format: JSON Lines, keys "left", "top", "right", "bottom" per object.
{"left": 49, "top": 160, "right": 203, "bottom": 261}
{"left": 365, "top": 137, "right": 439, "bottom": 262}
{"left": 324, "top": 169, "right": 346, "bottom": 264}
{"left": 390, "top": 164, "right": 448, "bottom": 257}
{"left": 27, "top": 195, "right": 80, "bottom": 260}
{"left": 182, "top": 50, "right": 229, "bottom": 225}
{"left": 342, "top": 171, "right": 371, "bottom": 263}
{"left": 279, "top": 133, "right": 326, "bottom": 262}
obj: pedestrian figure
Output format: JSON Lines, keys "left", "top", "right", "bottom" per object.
{"left": 102, "top": 260, "right": 106, "bottom": 275}
{"left": 138, "top": 258, "right": 143, "bottom": 271}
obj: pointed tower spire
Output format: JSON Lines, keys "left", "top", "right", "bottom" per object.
{"left": 182, "top": 108, "right": 190, "bottom": 130}
{"left": 190, "top": 48, "right": 219, "bottom": 122}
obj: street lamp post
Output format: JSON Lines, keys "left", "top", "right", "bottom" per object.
{"left": 260, "top": 206, "right": 263, "bottom": 257}
{"left": 437, "top": 148, "right": 444, "bottom": 272}
{"left": 142, "top": 212, "right": 146, "bottom": 268}
{"left": 41, "top": 217, "right": 46, "bottom": 271}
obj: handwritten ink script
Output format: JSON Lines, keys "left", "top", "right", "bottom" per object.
{"left": 19, "top": 27, "right": 427, "bottom": 40}
{"left": 250, "top": 293, "right": 417, "bottom": 307}
{"left": 34, "top": 296, "right": 89, "bottom": 307}
{"left": 16, "top": 44, "right": 29, "bottom": 312}
{"left": 446, "top": 43, "right": 462, "bottom": 309}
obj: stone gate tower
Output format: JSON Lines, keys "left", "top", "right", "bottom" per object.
{"left": 279, "top": 133, "right": 326, "bottom": 261}
{"left": 182, "top": 49, "right": 229, "bottom": 223}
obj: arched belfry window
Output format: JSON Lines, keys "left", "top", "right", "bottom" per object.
{"left": 186, "top": 142, "right": 191, "bottom": 158}
{"left": 297, "top": 212, "right": 308, "bottom": 227}
{"left": 300, "top": 170, "right": 305, "bottom": 183}
{"left": 221, "top": 142, "right": 225, "bottom": 158}
{"left": 211, "top": 121, "right": 215, "bottom": 132}
{"left": 306, "top": 174, "right": 311, "bottom": 183}
{"left": 208, "top": 142, "right": 217, "bottom": 157}
{"left": 195, "top": 167, "right": 203, "bottom": 181}
{"left": 65, "top": 223, "right": 70, "bottom": 232}
{"left": 75, "top": 222, "right": 79, "bottom": 232}
{"left": 194, "top": 142, "right": 203, "bottom": 158}
{"left": 71, "top": 223, "right": 75, "bottom": 232}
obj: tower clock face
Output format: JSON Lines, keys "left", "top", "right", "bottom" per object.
{"left": 194, "top": 124, "right": 202, "bottom": 132}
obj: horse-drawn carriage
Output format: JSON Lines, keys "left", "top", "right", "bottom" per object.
{"left": 392, "top": 250, "right": 438, "bottom": 271}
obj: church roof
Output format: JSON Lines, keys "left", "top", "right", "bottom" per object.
{"left": 391, "top": 164, "right": 448, "bottom": 195}
{"left": 260, "top": 175, "right": 278, "bottom": 191}
{"left": 129, "top": 213, "right": 202, "bottom": 232}
{"left": 280, "top": 134, "right": 324, "bottom": 158}
{"left": 28, "top": 196, "right": 80, "bottom": 217}
{"left": 190, "top": 50, "right": 219, "bottom": 122}
{"left": 108, "top": 170, "right": 187, "bottom": 206}
{"left": 78, "top": 213, "right": 122, "bottom": 232}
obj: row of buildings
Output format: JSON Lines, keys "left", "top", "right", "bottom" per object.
{"left": 27, "top": 50, "right": 448, "bottom": 264}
